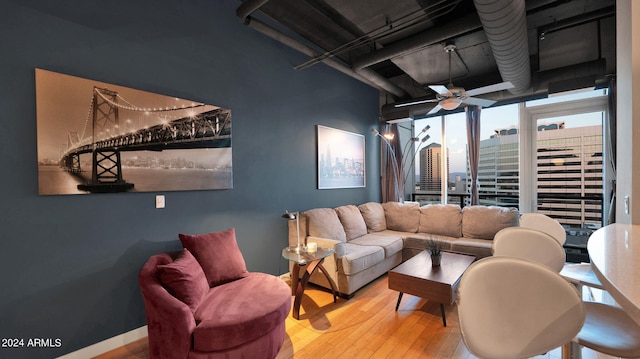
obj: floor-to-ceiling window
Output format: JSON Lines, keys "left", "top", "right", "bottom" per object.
{"left": 522, "top": 89, "right": 608, "bottom": 230}
{"left": 410, "top": 88, "right": 609, "bottom": 230}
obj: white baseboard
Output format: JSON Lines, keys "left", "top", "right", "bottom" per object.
{"left": 279, "top": 272, "right": 291, "bottom": 280}
{"left": 55, "top": 326, "right": 147, "bottom": 359}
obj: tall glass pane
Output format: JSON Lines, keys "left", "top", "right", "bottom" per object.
{"left": 411, "top": 118, "right": 442, "bottom": 204}
{"left": 535, "top": 113, "right": 604, "bottom": 230}
{"left": 444, "top": 112, "right": 467, "bottom": 207}
{"left": 476, "top": 104, "right": 520, "bottom": 208}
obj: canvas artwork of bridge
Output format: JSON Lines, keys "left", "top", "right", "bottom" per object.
{"left": 35, "top": 69, "right": 232, "bottom": 195}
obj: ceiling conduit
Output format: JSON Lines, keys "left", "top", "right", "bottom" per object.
{"left": 352, "top": 13, "right": 482, "bottom": 71}
{"left": 473, "top": 0, "right": 531, "bottom": 94}
{"left": 235, "top": 1, "right": 407, "bottom": 97}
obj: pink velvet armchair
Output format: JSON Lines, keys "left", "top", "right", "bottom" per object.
{"left": 139, "top": 228, "right": 291, "bottom": 359}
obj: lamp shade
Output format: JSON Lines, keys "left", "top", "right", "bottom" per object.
{"left": 440, "top": 97, "right": 461, "bottom": 110}
{"left": 282, "top": 211, "right": 296, "bottom": 220}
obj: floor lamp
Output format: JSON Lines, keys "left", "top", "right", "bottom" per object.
{"left": 282, "top": 210, "right": 305, "bottom": 253}
{"left": 372, "top": 128, "right": 402, "bottom": 202}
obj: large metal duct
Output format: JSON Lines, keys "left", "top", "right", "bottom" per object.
{"left": 473, "top": 0, "right": 531, "bottom": 94}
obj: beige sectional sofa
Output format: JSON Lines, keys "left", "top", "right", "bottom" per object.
{"left": 288, "top": 201, "right": 519, "bottom": 297}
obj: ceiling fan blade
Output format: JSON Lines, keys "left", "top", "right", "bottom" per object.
{"left": 394, "top": 98, "right": 438, "bottom": 108}
{"left": 465, "top": 81, "right": 514, "bottom": 97}
{"left": 463, "top": 96, "right": 497, "bottom": 107}
{"left": 428, "top": 85, "right": 452, "bottom": 96}
{"left": 427, "top": 104, "right": 442, "bottom": 115}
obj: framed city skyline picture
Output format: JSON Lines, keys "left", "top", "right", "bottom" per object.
{"left": 35, "top": 68, "right": 233, "bottom": 195}
{"left": 317, "top": 125, "right": 365, "bottom": 189}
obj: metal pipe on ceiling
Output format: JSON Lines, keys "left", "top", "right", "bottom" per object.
{"left": 242, "top": 16, "right": 407, "bottom": 97}
{"left": 351, "top": 13, "right": 483, "bottom": 71}
{"left": 236, "top": 0, "right": 271, "bottom": 23}
{"left": 473, "top": 0, "right": 531, "bottom": 94}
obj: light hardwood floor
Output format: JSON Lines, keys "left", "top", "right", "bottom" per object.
{"left": 97, "top": 274, "right": 614, "bottom": 359}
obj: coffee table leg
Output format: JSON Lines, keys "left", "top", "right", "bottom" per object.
{"left": 440, "top": 303, "right": 447, "bottom": 327}
{"left": 395, "top": 292, "right": 403, "bottom": 311}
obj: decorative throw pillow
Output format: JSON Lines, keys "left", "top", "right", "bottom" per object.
{"left": 335, "top": 205, "right": 367, "bottom": 240}
{"left": 158, "top": 249, "right": 209, "bottom": 313}
{"left": 382, "top": 201, "right": 420, "bottom": 233}
{"left": 419, "top": 204, "right": 463, "bottom": 238}
{"left": 179, "top": 228, "right": 248, "bottom": 287}
{"left": 462, "top": 206, "right": 520, "bottom": 240}
{"left": 304, "top": 208, "right": 347, "bottom": 242}
{"left": 358, "top": 202, "right": 387, "bottom": 232}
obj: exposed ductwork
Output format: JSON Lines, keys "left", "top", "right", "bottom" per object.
{"left": 473, "top": 0, "right": 531, "bottom": 94}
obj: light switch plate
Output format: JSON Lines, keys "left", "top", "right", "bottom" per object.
{"left": 156, "top": 195, "right": 165, "bottom": 209}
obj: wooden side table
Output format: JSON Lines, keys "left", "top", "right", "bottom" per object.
{"left": 282, "top": 247, "right": 338, "bottom": 319}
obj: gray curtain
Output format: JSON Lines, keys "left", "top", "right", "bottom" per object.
{"left": 607, "top": 77, "right": 617, "bottom": 223}
{"left": 466, "top": 106, "right": 481, "bottom": 206}
{"left": 380, "top": 124, "right": 404, "bottom": 202}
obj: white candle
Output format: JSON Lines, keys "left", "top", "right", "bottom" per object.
{"left": 307, "top": 242, "right": 317, "bottom": 253}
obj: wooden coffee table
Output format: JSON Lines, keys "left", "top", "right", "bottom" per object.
{"left": 388, "top": 250, "right": 475, "bottom": 326}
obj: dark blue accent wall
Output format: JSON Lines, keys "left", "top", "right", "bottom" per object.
{"left": 0, "top": 0, "right": 380, "bottom": 357}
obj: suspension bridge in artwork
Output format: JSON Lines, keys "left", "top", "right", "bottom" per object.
{"left": 59, "top": 86, "right": 231, "bottom": 193}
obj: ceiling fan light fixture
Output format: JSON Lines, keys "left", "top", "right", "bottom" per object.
{"left": 440, "top": 97, "right": 461, "bottom": 110}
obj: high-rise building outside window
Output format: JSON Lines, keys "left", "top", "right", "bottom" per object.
{"left": 411, "top": 88, "right": 608, "bottom": 230}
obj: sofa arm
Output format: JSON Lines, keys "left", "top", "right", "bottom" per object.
{"left": 307, "top": 236, "right": 344, "bottom": 257}
{"left": 139, "top": 255, "right": 196, "bottom": 359}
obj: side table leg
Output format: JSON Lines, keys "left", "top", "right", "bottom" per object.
{"left": 317, "top": 261, "right": 338, "bottom": 303}
{"left": 291, "top": 260, "right": 322, "bottom": 320}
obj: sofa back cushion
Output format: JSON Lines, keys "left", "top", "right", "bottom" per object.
{"left": 158, "top": 249, "right": 209, "bottom": 313}
{"left": 305, "top": 208, "right": 347, "bottom": 242}
{"left": 179, "top": 228, "right": 249, "bottom": 287}
{"left": 335, "top": 205, "right": 368, "bottom": 240}
{"left": 462, "top": 206, "right": 520, "bottom": 240}
{"left": 358, "top": 202, "right": 386, "bottom": 232}
{"left": 419, "top": 204, "right": 463, "bottom": 238}
{"left": 382, "top": 201, "right": 420, "bottom": 233}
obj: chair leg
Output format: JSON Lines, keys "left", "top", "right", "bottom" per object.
{"left": 561, "top": 342, "right": 583, "bottom": 359}
{"left": 562, "top": 342, "right": 573, "bottom": 359}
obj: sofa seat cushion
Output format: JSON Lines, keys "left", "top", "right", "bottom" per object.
{"left": 358, "top": 202, "right": 387, "bottom": 232}
{"left": 193, "top": 272, "right": 291, "bottom": 352}
{"left": 338, "top": 243, "right": 385, "bottom": 276}
{"left": 402, "top": 234, "right": 457, "bottom": 251}
{"left": 382, "top": 202, "right": 420, "bottom": 233}
{"left": 462, "top": 206, "right": 520, "bottom": 240}
{"left": 450, "top": 237, "right": 493, "bottom": 259}
{"left": 349, "top": 234, "right": 403, "bottom": 258}
{"left": 335, "top": 205, "right": 368, "bottom": 240}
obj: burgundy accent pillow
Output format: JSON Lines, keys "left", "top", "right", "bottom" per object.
{"left": 158, "top": 249, "right": 209, "bottom": 313}
{"left": 179, "top": 228, "right": 249, "bottom": 287}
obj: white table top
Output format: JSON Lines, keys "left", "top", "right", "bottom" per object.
{"left": 588, "top": 223, "right": 640, "bottom": 325}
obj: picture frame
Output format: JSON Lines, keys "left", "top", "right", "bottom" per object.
{"left": 317, "top": 125, "right": 365, "bottom": 189}
{"left": 35, "top": 69, "right": 233, "bottom": 195}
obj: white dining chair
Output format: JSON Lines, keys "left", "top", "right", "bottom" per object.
{"left": 519, "top": 213, "right": 604, "bottom": 298}
{"left": 458, "top": 256, "right": 585, "bottom": 359}
{"left": 491, "top": 223, "right": 640, "bottom": 358}
{"left": 492, "top": 227, "right": 566, "bottom": 272}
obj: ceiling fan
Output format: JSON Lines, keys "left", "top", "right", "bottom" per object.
{"left": 395, "top": 44, "right": 514, "bottom": 114}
